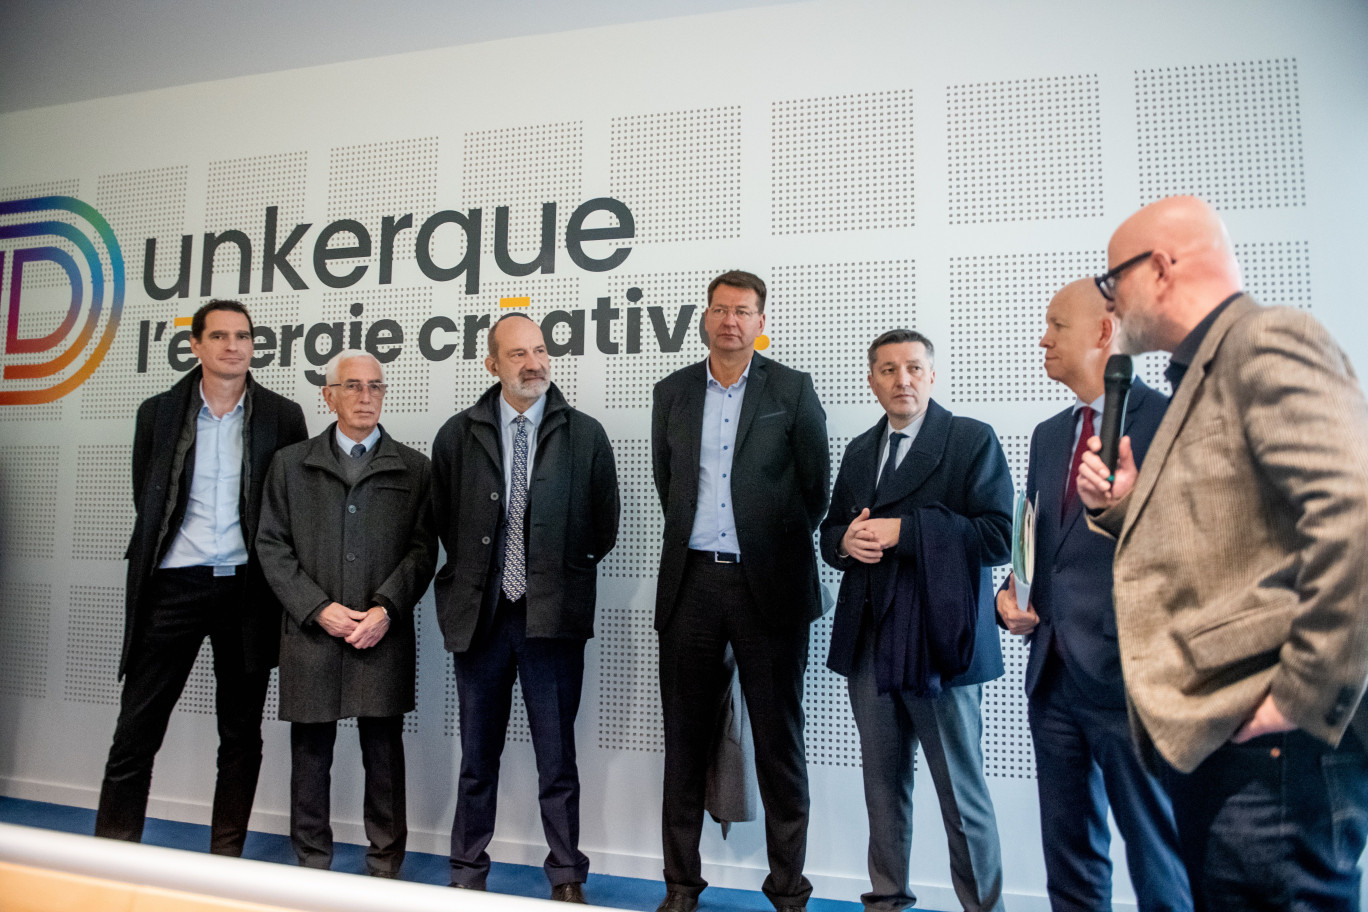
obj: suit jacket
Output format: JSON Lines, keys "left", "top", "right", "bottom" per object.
{"left": 652, "top": 352, "right": 830, "bottom": 631}
{"left": 1019, "top": 379, "right": 1166, "bottom": 707}
{"left": 431, "top": 382, "right": 619, "bottom": 653}
{"left": 122, "top": 366, "right": 308, "bottom": 678}
{"left": 1092, "top": 296, "right": 1368, "bottom": 772}
{"left": 256, "top": 426, "right": 437, "bottom": 722}
{"left": 823, "top": 399, "right": 1013, "bottom": 684}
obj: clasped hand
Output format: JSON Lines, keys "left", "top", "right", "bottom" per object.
{"left": 316, "top": 601, "right": 391, "bottom": 649}
{"left": 841, "top": 508, "right": 901, "bottom": 564}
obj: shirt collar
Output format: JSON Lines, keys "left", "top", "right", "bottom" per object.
{"left": 885, "top": 411, "right": 927, "bottom": 446}
{"left": 500, "top": 391, "right": 547, "bottom": 430}
{"left": 336, "top": 425, "right": 381, "bottom": 454}
{"left": 197, "top": 382, "right": 245, "bottom": 420}
{"left": 1170, "top": 292, "right": 1242, "bottom": 372}
{"left": 1074, "top": 392, "right": 1106, "bottom": 415}
{"left": 705, "top": 356, "right": 753, "bottom": 391}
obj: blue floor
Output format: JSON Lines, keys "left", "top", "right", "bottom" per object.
{"left": 0, "top": 797, "right": 864, "bottom": 912}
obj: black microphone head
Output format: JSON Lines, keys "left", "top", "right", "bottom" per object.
{"left": 1104, "top": 354, "right": 1134, "bottom": 387}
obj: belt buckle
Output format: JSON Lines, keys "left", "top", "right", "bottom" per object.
{"left": 714, "top": 551, "right": 739, "bottom": 564}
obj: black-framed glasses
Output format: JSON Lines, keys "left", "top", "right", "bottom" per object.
{"left": 1094, "top": 250, "right": 1156, "bottom": 302}
{"left": 328, "top": 380, "right": 388, "bottom": 397}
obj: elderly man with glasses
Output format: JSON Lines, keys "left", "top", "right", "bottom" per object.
{"left": 257, "top": 348, "right": 437, "bottom": 878}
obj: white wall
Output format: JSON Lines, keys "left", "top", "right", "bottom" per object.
{"left": 2, "top": 2, "right": 1366, "bottom": 908}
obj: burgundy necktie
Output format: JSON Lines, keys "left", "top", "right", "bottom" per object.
{"left": 1062, "top": 406, "right": 1095, "bottom": 519}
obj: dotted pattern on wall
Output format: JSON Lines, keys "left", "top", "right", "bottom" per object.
{"left": 78, "top": 304, "right": 184, "bottom": 420}
{"left": 947, "top": 75, "right": 1103, "bottom": 224}
{"left": 66, "top": 585, "right": 124, "bottom": 706}
{"left": 771, "top": 90, "right": 915, "bottom": 235}
{"left": 0, "top": 582, "right": 51, "bottom": 699}
{"left": 601, "top": 270, "right": 718, "bottom": 409}
{"left": 463, "top": 123, "right": 582, "bottom": 256}
{"left": 327, "top": 137, "right": 439, "bottom": 271}
{"left": 610, "top": 108, "right": 741, "bottom": 244}
{"left": 600, "top": 438, "right": 659, "bottom": 579}
{"left": 175, "top": 642, "right": 219, "bottom": 716}
{"left": 598, "top": 595, "right": 662, "bottom": 753}
{"left": 96, "top": 165, "right": 189, "bottom": 294}
{"left": 769, "top": 262, "right": 915, "bottom": 406}
{"left": 0, "top": 446, "right": 60, "bottom": 559}
{"left": 73, "top": 445, "right": 134, "bottom": 560}
{"left": 1136, "top": 58, "right": 1305, "bottom": 209}
{"left": 315, "top": 289, "right": 434, "bottom": 415}
{"left": 1235, "top": 240, "right": 1311, "bottom": 310}
{"left": 204, "top": 152, "right": 308, "bottom": 295}
{"left": 806, "top": 435, "right": 859, "bottom": 768}
{"left": 1134, "top": 353, "right": 1172, "bottom": 398}
{"left": 983, "top": 629, "right": 1033, "bottom": 778}
{"left": 1000, "top": 433, "right": 1030, "bottom": 493}
{"left": 947, "top": 251, "right": 1105, "bottom": 403}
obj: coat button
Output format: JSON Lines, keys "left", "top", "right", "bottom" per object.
{"left": 481, "top": 536, "right": 491, "bottom": 545}
{"left": 491, "top": 491, "right": 499, "bottom": 500}
{"left": 346, "top": 552, "right": 356, "bottom": 562}
{"left": 348, "top": 504, "right": 357, "bottom": 514}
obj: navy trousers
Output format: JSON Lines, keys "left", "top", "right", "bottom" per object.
{"left": 1029, "top": 658, "right": 1190, "bottom": 912}
{"left": 449, "top": 596, "right": 588, "bottom": 888}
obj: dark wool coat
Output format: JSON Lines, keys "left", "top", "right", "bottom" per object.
{"left": 123, "top": 366, "right": 308, "bottom": 678}
{"left": 256, "top": 426, "right": 437, "bottom": 722}
{"left": 431, "top": 382, "right": 619, "bottom": 653}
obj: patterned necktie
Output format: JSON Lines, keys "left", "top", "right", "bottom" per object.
{"left": 875, "top": 432, "right": 907, "bottom": 499}
{"left": 1062, "top": 406, "right": 1095, "bottom": 520}
{"left": 350, "top": 443, "right": 366, "bottom": 458}
{"left": 503, "top": 415, "right": 529, "bottom": 600}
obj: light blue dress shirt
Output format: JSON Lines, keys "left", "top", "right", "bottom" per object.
{"left": 336, "top": 425, "right": 381, "bottom": 455}
{"left": 689, "top": 359, "right": 751, "bottom": 552}
{"left": 160, "top": 384, "right": 248, "bottom": 572}
{"left": 875, "top": 411, "right": 927, "bottom": 484}
{"left": 499, "top": 392, "right": 547, "bottom": 517}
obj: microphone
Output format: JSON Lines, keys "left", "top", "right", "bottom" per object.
{"left": 1098, "top": 354, "right": 1133, "bottom": 480}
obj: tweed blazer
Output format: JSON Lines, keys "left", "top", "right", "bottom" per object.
{"left": 1092, "top": 295, "right": 1368, "bottom": 772}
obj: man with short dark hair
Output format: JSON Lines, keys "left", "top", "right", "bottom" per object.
{"left": 652, "top": 270, "right": 830, "bottom": 912}
{"left": 257, "top": 349, "right": 436, "bottom": 877}
{"left": 822, "top": 328, "right": 1011, "bottom": 912}
{"left": 432, "top": 313, "right": 619, "bottom": 902}
{"left": 96, "top": 299, "right": 308, "bottom": 855}
{"left": 996, "top": 280, "right": 1186, "bottom": 911}
{"left": 1078, "top": 195, "right": 1368, "bottom": 907}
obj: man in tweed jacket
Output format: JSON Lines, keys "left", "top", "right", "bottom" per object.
{"left": 1078, "top": 195, "right": 1368, "bottom": 908}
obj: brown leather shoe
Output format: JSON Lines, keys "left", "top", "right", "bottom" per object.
{"left": 552, "top": 882, "right": 587, "bottom": 903}
{"left": 656, "top": 891, "right": 699, "bottom": 912}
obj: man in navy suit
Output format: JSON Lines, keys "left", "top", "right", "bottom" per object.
{"left": 822, "top": 329, "right": 1012, "bottom": 912}
{"left": 997, "top": 279, "right": 1188, "bottom": 911}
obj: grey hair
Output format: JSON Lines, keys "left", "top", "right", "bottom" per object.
{"left": 324, "top": 349, "right": 383, "bottom": 385}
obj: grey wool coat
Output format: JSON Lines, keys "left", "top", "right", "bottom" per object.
{"left": 257, "top": 425, "right": 438, "bottom": 723}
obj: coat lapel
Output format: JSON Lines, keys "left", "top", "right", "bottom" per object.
{"left": 677, "top": 361, "right": 709, "bottom": 482}
{"left": 872, "top": 400, "right": 949, "bottom": 511}
{"left": 1036, "top": 407, "right": 1076, "bottom": 557}
{"left": 733, "top": 353, "right": 768, "bottom": 456}
{"left": 1120, "top": 295, "right": 1255, "bottom": 547}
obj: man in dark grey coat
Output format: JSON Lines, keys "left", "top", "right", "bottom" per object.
{"left": 257, "top": 349, "right": 437, "bottom": 878}
{"left": 432, "top": 313, "right": 619, "bottom": 902}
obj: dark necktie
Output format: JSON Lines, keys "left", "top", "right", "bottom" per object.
{"left": 1062, "top": 406, "right": 1095, "bottom": 519}
{"left": 503, "top": 415, "right": 529, "bottom": 600}
{"left": 350, "top": 443, "right": 366, "bottom": 458}
{"left": 876, "top": 432, "right": 907, "bottom": 499}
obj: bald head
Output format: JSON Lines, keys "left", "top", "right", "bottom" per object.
{"left": 1040, "top": 278, "right": 1118, "bottom": 401}
{"left": 1105, "top": 195, "right": 1243, "bottom": 353}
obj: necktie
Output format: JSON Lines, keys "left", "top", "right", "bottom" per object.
{"left": 1062, "top": 406, "right": 1095, "bottom": 519}
{"left": 350, "top": 443, "right": 366, "bottom": 458}
{"left": 875, "top": 432, "right": 907, "bottom": 499}
{"left": 503, "top": 415, "right": 529, "bottom": 600}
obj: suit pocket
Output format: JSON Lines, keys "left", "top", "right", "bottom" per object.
{"left": 1173, "top": 587, "right": 1294, "bottom": 674}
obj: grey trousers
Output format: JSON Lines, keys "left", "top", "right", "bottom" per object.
{"left": 847, "top": 631, "right": 1005, "bottom": 912}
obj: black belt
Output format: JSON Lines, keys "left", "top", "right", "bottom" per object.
{"left": 688, "top": 549, "right": 741, "bottom": 564}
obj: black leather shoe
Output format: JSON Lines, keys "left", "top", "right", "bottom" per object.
{"left": 552, "top": 882, "right": 588, "bottom": 903}
{"left": 656, "top": 891, "right": 699, "bottom": 912}
{"left": 451, "top": 882, "right": 486, "bottom": 891}
{"left": 774, "top": 906, "right": 806, "bottom": 912}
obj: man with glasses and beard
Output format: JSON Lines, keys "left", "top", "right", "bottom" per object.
{"left": 432, "top": 313, "right": 619, "bottom": 903}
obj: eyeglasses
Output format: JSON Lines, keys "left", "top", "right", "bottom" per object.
{"left": 1094, "top": 250, "right": 1159, "bottom": 302}
{"left": 706, "top": 306, "right": 760, "bottom": 321}
{"left": 328, "top": 380, "right": 388, "bottom": 397}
